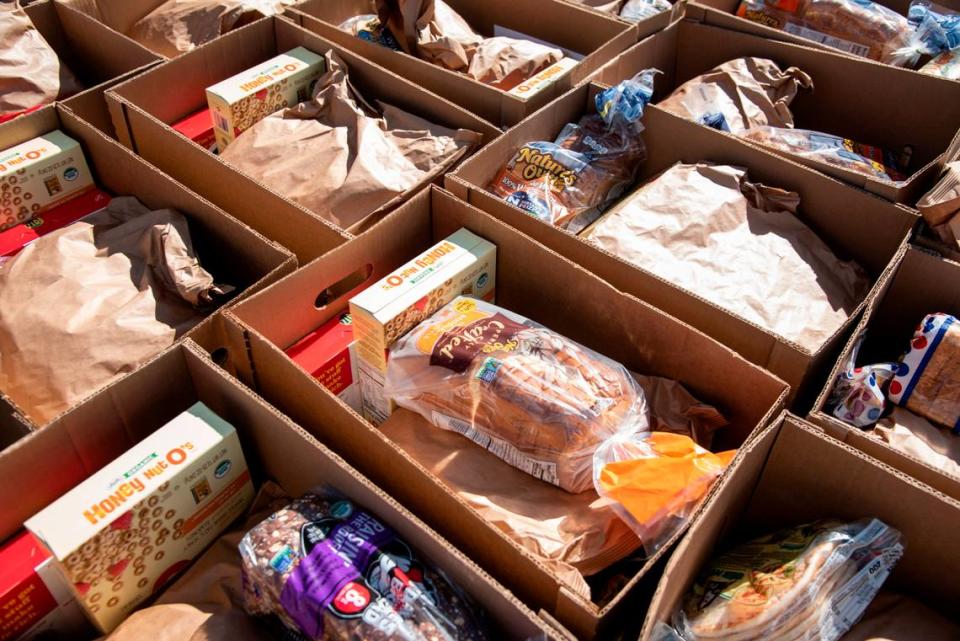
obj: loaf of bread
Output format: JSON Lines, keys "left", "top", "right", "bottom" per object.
{"left": 384, "top": 297, "right": 650, "bottom": 493}
{"left": 239, "top": 493, "right": 491, "bottom": 641}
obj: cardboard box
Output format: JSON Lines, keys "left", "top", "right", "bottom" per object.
{"left": 170, "top": 108, "right": 216, "bottom": 153}
{"left": 808, "top": 245, "right": 960, "bottom": 502}
{"left": 0, "top": 187, "right": 110, "bottom": 260}
{"left": 446, "top": 80, "right": 917, "bottom": 409}
{"left": 25, "top": 403, "right": 255, "bottom": 632}
{"left": 639, "top": 412, "right": 960, "bottom": 640}
{"left": 287, "top": 0, "right": 641, "bottom": 126}
{"left": 0, "top": 130, "right": 94, "bottom": 228}
{"left": 206, "top": 46, "right": 325, "bottom": 150}
{"left": 0, "top": 340, "right": 563, "bottom": 640}
{"left": 582, "top": 13, "right": 960, "bottom": 203}
{"left": 0, "top": 105, "right": 296, "bottom": 432}
{"left": 220, "top": 185, "right": 789, "bottom": 640}
{"left": 104, "top": 16, "right": 500, "bottom": 260}
{"left": 0, "top": 531, "right": 90, "bottom": 641}
{"left": 286, "top": 311, "right": 362, "bottom": 413}
{"left": 348, "top": 228, "right": 496, "bottom": 423}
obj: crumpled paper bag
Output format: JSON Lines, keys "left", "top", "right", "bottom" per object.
{"left": 377, "top": 0, "right": 482, "bottom": 71}
{"left": 65, "top": 0, "right": 299, "bottom": 58}
{"left": 466, "top": 36, "right": 563, "bottom": 90}
{"left": 658, "top": 57, "right": 812, "bottom": 131}
{"left": 844, "top": 590, "right": 960, "bottom": 641}
{"left": 918, "top": 160, "right": 960, "bottom": 248}
{"left": 582, "top": 163, "right": 869, "bottom": 352}
{"left": 220, "top": 50, "right": 480, "bottom": 229}
{"left": 0, "top": 197, "right": 230, "bottom": 425}
{"left": 381, "top": 374, "right": 726, "bottom": 600}
{"left": 870, "top": 407, "right": 960, "bottom": 479}
{"left": 0, "top": 2, "right": 82, "bottom": 116}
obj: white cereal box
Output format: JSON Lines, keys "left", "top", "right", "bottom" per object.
{"left": 205, "top": 46, "right": 326, "bottom": 151}
{"left": 349, "top": 228, "right": 496, "bottom": 423}
{"left": 0, "top": 130, "right": 93, "bottom": 232}
{"left": 24, "top": 403, "right": 254, "bottom": 633}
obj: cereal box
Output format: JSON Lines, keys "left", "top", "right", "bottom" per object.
{"left": 0, "top": 188, "right": 110, "bottom": 260}
{"left": 286, "top": 311, "right": 362, "bottom": 413}
{"left": 349, "top": 228, "right": 496, "bottom": 423}
{"left": 24, "top": 403, "right": 254, "bottom": 633}
{"left": 205, "top": 47, "right": 325, "bottom": 151}
{"left": 0, "top": 130, "right": 94, "bottom": 232}
{"left": 0, "top": 532, "right": 89, "bottom": 641}
{"left": 171, "top": 108, "right": 217, "bottom": 153}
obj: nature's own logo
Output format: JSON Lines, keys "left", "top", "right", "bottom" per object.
{"left": 516, "top": 146, "right": 577, "bottom": 188}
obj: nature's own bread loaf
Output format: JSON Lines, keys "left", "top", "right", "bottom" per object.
{"left": 384, "top": 296, "right": 650, "bottom": 493}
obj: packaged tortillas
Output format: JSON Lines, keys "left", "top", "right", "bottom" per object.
{"left": 663, "top": 519, "right": 904, "bottom": 641}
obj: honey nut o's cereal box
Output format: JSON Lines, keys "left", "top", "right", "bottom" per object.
{"left": 24, "top": 403, "right": 254, "bottom": 633}
{"left": 205, "top": 46, "right": 325, "bottom": 151}
{"left": 349, "top": 228, "right": 497, "bottom": 423}
{"left": 0, "top": 130, "right": 94, "bottom": 233}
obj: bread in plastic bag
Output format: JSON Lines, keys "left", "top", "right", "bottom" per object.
{"left": 620, "top": 0, "right": 672, "bottom": 21}
{"left": 384, "top": 296, "right": 651, "bottom": 493}
{"left": 658, "top": 57, "right": 812, "bottom": 131}
{"left": 657, "top": 519, "right": 904, "bottom": 641}
{"left": 488, "top": 70, "right": 654, "bottom": 232}
{"left": 733, "top": 0, "right": 913, "bottom": 63}
{"left": 239, "top": 491, "right": 492, "bottom": 641}
{"left": 920, "top": 46, "right": 960, "bottom": 78}
{"left": 736, "top": 126, "right": 907, "bottom": 182}
{"left": 339, "top": 14, "right": 403, "bottom": 51}
{"left": 890, "top": 0, "right": 960, "bottom": 67}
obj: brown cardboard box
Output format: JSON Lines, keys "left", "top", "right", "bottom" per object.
{"left": 586, "top": 14, "right": 960, "bottom": 203}
{"left": 287, "top": 0, "right": 641, "bottom": 127}
{"left": 104, "top": 16, "right": 501, "bottom": 261}
{"left": 0, "top": 105, "right": 296, "bottom": 433}
{"left": 23, "top": 0, "right": 160, "bottom": 95}
{"left": 219, "top": 184, "right": 789, "bottom": 640}
{"left": 446, "top": 82, "right": 917, "bottom": 408}
{"left": 640, "top": 412, "right": 960, "bottom": 640}
{"left": 0, "top": 340, "right": 564, "bottom": 640}
{"left": 808, "top": 244, "right": 960, "bottom": 502}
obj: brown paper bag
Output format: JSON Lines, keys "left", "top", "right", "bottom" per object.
{"left": 0, "top": 2, "right": 82, "bottom": 116}
{"left": 381, "top": 374, "right": 724, "bottom": 599}
{"left": 870, "top": 407, "right": 960, "bottom": 479}
{"left": 582, "top": 163, "right": 869, "bottom": 352}
{"left": 918, "top": 161, "right": 960, "bottom": 248}
{"left": 658, "top": 57, "right": 812, "bottom": 131}
{"left": 220, "top": 50, "right": 480, "bottom": 229}
{"left": 466, "top": 36, "right": 563, "bottom": 90}
{"left": 377, "top": 0, "right": 482, "bottom": 71}
{"left": 0, "top": 197, "right": 230, "bottom": 424}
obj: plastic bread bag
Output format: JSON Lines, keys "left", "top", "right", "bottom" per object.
{"left": 920, "top": 46, "right": 960, "bottom": 78}
{"left": 339, "top": 14, "right": 403, "bottom": 51}
{"left": 827, "top": 338, "right": 897, "bottom": 428}
{"left": 732, "top": 0, "right": 912, "bottom": 63}
{"left": 735, "top": 126, "right": 908, "bottom": 182}
{"left": 918, "top": 161, "right": 960, "bottom": 247}
{"left": 376, "top": 0, "right": 483, "bottom": 71}
{"left": 488, "top": 69, "right": 655, "bottom": 232}
{"left": 620, "top": 0, "right": 672, "bottom": 21}
{"left": 384, "top": 296, "right": 652, "bottom": 494}
{"left": 654, "top": 519, "right": 904, "bottom": 641}
{"left": 658, "top": 57, "right": 812, "bottom": 131}
{"left": 890, "top": 0, "right": 960, "bottom": 67}
{"left": 0, "top": 2, "right": 82, "bottom": 117}
{"left": 0, "top": 197, "right": 231, "bottom": 424}
{"left": 238, "top": 491, "right": 493, "bottom": 641}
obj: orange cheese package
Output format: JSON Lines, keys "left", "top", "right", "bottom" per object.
{"left": 488, "top": 70, "right": 654, "bottom": 232}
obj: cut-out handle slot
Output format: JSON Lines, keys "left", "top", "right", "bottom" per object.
{"left": 315, "top": 263, "right": 374, "bottom": 310}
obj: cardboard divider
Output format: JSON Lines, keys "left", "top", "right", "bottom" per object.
{"left": 220, "top": 184, "right": 789, "bottom": 639}
{"left": 446, "top": 83, "right": 916, "bottom": 409}
{"left": 104, "top": 15, "right": 502, "bottom": 262}
{"left": 587, "top": 15, "right": 960, "bottom": 203}
{"left": 24, "top": 0, "right": 160, "bottom": 94}
{"left": 642, "top": 412, "right": 960, "bottom": 640}
{"left": 288, "top": 0, "right": 641, "bottom": 127}
{"left": 0, "top": 105, "right": 296, "bottom": 434}
{"left": 808, "top": 245, "right": 960, "bottom": 502}
{"left": 0, "top": 340, "right": 562, "bottom": 639}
